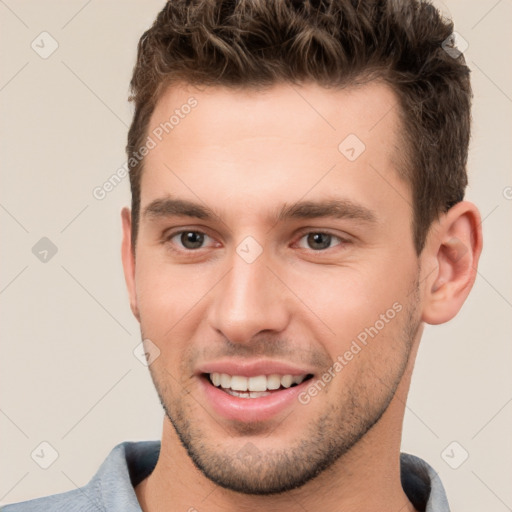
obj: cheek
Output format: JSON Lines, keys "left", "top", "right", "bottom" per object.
{"left": 292, "top": 261, "right": 405, "bottom": 325}
{"left": 290, "top": 263, "right": 416, "bottom": 378}
{"left": 134, "top": 258, "right": 202, "bottom": 332}
{"left": 135, "top": 265, "right": 205, "bottom": 379}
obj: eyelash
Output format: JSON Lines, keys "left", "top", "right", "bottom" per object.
{"left": 163, "top": 229, "right": 350, "bottom": 253}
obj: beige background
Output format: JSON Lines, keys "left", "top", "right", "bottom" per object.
{"left": 1, "top": 0, "right": 511, "bottom": 509}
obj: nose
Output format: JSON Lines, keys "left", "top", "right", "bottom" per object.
{"left": 207, "top": 244, "right": 290, "bottom": 345}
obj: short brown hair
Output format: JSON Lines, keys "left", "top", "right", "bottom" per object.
{"left": 127, "top": 0, "right": 471, "bottom": 254}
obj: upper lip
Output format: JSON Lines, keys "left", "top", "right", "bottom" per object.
{"left": 196, "top": 359, "right": 315, "bottom": 378}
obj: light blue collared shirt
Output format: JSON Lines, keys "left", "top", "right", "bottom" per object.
{"left": 1, "top": 441, "right": 450, "bottom": 511}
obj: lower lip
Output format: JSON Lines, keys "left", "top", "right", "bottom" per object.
{"left": 199, "top": 375, "right": 312, "bottom": 423}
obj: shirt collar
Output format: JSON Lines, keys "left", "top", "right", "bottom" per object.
{"left": 89, "top": 442, "right": 450, "bottom": 511}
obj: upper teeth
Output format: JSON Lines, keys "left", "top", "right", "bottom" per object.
{"left": 210, "top": 373, "right": 308, "bottom": 391}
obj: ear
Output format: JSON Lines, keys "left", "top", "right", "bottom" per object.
{"left": 420, "top": 201, "right": 483, "bottom": 325}
{"left": 121, "top": 207, "right": 141, "bottom": 322}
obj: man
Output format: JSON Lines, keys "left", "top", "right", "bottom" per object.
{"left": 3, "top": 0, "right": 482, "bottom": 511}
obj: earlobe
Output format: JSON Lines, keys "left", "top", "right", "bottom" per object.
{"left": 121, "top": 207, "right": 141, "bottom": 322}
{"left": 421, "top": 201, "right": 483, "bottom": 325}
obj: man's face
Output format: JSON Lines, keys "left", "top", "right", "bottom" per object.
{"left": 127, "top": 81, "right": 423, "bottom": 494}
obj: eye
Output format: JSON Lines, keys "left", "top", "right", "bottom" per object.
{"left": 166, "top": 230, "right": 214, "bottom": 250}
{"left": 296, "top": 232, "right": 345, "bottom": 251}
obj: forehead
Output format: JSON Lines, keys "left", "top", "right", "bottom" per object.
{"left": 148, "top": 80, "right": 401, "bottom": 154}
{"left": 139, "top": 80, "right": 409, "bottom": 224}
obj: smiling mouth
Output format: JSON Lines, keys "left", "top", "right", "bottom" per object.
{"left": 204, "top": 372, "right": 314, "bottom": 398}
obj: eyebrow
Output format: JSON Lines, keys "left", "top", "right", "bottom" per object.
{"left": 143, "top": 197, "right": 377, "bottom": 224}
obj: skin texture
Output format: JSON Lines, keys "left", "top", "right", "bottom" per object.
{"left": 121, "top": 81, "right": 482, "bottom": 512}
